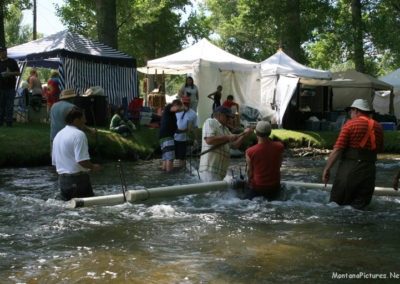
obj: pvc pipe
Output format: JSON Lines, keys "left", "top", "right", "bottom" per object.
{"left": 69, "top": 179, "right": 399, "bottom": 208}
{"left": 68, "top": 193, "right": 126, "bottom": 208}
{"left": 69, "top": 180, "right": 233, "bottom": 208}
{"left": 126, "top": 180, "right": 231, "bottom": 202}
{"left": 282, "top": 181, "right": 400, "bottom": 196}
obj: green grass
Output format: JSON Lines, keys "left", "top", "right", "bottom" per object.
{"left": 1, "top": 122, "right": 399, "bottom": 167}
{"left": 0, "top": 122, "right": 160, "bottom": 167}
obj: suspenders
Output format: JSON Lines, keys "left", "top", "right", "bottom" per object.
{"left": 359, "top": 116, "right": 376, "bottom": 150}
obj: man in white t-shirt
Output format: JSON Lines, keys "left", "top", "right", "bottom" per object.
{"left": 52, "top": 107, "right": 101, "bottom": 201}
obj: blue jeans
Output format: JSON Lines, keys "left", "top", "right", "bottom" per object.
{"left": 0, "top": 89, "right": 16, "bottom": 126}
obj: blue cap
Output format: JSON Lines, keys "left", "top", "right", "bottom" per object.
{"left": 214, "top": 106, "right": 234, "bottom": 117}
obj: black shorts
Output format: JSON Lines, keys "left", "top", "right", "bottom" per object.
{"left": 174, "top": 140, "right": 187, "bottom": 160}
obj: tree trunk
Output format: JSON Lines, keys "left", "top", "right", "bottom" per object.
{"left": 95, "top": 0, "right": 117, "bottom": 49}
{"left": 351, "top": 0, "right": 365, "bottom": 73}
{"left": 283, "top": 0, "right": 302, "bottom": 62}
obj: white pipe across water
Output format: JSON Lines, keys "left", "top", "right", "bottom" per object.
{"left": 69, "top": 180, "right": 233, "bottom": 208}
{"left": 68, "top": 180, "right": 399, "bottom": 208}
{"left": 282, "top": 181, "right": 400, "bottom": 196}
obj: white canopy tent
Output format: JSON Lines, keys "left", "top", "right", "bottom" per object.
{"left": 260, "top": 50, "right": 331, "bottom": 126}
{"left": 379, "top": 69, "right": 400, "bottom": 119}
{"left": 138, "top": 38, "right": 260, "bottom": 124}
{"left": 380, "top": 68, "right": 400, "bottom": 94}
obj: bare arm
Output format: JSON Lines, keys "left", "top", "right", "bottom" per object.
{"left": 322, "top": 148, "right": 343, "bottom": 185}
{"left": 245, "top": 153, "right": 253, "bottom": 181}
{"left": 78, "top": 160, "right": 101, "bottom": 171}
{"left": 392, "top": 170, "right": 400, "bottom": 190}
{"left": 178, "top": 87, "right": 184, "bottom": 97}
{"left": 82, "top": 125, "right": 97, "bottom": 136}
{"left": 204, "top": 134, "right": 236, "bottom": 146}
{"left": 230, "top": 129, "right": 250, "bottom": 149}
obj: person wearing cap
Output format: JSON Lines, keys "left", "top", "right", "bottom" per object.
{"left": 245, "top": 121, "right": 285, "bottom": 200}
{"left": 49, "top": 89, "right": 96, "bottom": 146}
{"left": 0, "top": 46, "right": 21, "bottom": 127}
{"left": 199, "top": 105, "right": 252, "bottom": 182}
{"left": 159, "top": 99, "right": 184, "bottom": 172}
{"left": 322, "top": 99, "right": 384, "bottom": 209}
{"left": 174, "top": 97, "right": 199, "bottom": 168}
{"left": 52, "top": 107, "right": 101, "bottom": 201}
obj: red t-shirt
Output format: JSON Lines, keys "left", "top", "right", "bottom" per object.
{"left": 246, "top": 141, "right": 284, "bottom": 191}
{"left": 334, "top": 115, "right": 384, "bottom": 152}
{"left": 222, "top": 100, "right": 238, "bottom": 109}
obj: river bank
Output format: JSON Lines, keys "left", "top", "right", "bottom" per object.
{"left": 1, "top": 122, "right": 399, "bottom": 167}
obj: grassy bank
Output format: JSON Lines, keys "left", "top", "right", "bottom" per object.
{"left": 1, "top": 122, "right": 400, "bottom": 167}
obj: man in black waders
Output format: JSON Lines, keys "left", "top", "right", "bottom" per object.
{"left": 322, "top": 99, "right": 384, "bottom": 209}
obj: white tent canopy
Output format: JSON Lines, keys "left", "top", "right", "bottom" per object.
{"left": 260, "top": 50, "right": 331, "bottom": 125}
{"left": 378, "top": 69, "right": 400, "bottom": 118}
{"left": 138, "top": 38, "right": 260, "bottom": 124}
{"left": 380, "top": 68, "right": 400, "bottom": 94}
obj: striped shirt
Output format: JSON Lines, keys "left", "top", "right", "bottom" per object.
{"left": 334, "top": 114, "right": 384, "bottom": 152}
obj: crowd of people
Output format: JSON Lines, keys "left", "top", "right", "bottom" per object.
{"left": 160, "top": 78, "right": 395, "bottom": 210}
{"left": 1, "top": 51, "right": 399, "bottom": 208}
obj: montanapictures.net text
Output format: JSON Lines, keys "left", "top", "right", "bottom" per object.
{"left": 332, "top": 272, "right": 400, "bottom": 279}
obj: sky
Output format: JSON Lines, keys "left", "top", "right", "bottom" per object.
{"left": 21, "top": 0, "right": 65, "bottom": 36}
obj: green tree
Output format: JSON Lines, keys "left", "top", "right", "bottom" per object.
{"left": 56, "top": 0, "right": 212, "bottom": 67}
{"left": 0, "top": 0, "right": 31, "bottom": 47}
{"left": 204, "top": 0, "right": 331, "bottom": 63}
{"left": 5, "top": 3, "right": 32, "bottom": 47}
{"left": 305, "top": 0, "right": 400, "bottom": 75}
{"left": 367, "top": 0, "right": 400, "bottom": 75}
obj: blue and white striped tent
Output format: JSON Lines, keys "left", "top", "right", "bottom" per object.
{"left": 8, "top": 30, "right": 139, "bottom": 105}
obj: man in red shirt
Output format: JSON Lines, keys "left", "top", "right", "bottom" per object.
{"left": 322, "top": 99, "right": 384, "bottom": 209}
{"left": 245, "top": 121, "right": 285, "bottom": 200}
{"left": 222, "top": 95, "right": 239, "bottom": 112}
{"left": 222, "top": 95, "right": 240, "bottom": 129}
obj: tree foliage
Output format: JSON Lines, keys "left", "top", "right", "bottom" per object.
{"left": 55, "top": 0, "right": 212, "bottom": 67}
{"left": 2, "top": 0, "right": 400, "bottom": 78}
{"left": 0, "top": 0, "right": 31, "bottom": 46}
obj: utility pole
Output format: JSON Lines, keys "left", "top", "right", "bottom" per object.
{"left": 33, "top": 0, "right": 37, "bottom": 40}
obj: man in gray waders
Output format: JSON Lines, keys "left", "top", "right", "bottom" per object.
{"left": 322, "top": 99, "right": 384, "bottom": 209}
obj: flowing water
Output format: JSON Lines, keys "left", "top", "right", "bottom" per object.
{"left": 1, "top": 154, "right": 400, "bottom": 283}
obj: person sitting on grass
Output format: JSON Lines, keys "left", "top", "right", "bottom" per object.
{"left": 110, "top": 105, "right": 136, "bottom": 137}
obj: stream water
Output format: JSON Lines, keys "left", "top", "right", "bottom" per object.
{"left": 1, "top": 154, "right": 400, "bottom": 283}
